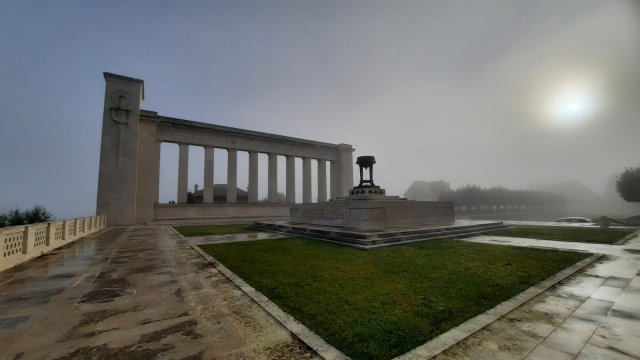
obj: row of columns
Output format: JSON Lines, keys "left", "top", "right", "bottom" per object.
{"left": 176, "top": 144, "right": 330, "bottom": 204}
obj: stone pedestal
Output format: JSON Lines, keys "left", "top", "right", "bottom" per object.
{"left": 290, "top": 198, "right": 454, "bottom": 229}
{"left": 290, "top": 155, "right": 454, "bottom": 229}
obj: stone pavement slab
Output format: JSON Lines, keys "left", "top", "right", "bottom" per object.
{"left": 0, "top": 226, "right": 318, "bottom": 360}
{"left": 2, "top": 224, "right": 639, "bottom": 360}
{"left": 432, "top": 231, "right": 640, "bottom": 360}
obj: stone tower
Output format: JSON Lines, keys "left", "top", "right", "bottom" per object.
{"left": 96, "top": 73, "right": 144, "bottom": 226}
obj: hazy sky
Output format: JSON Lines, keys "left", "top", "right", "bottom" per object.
{"left": 1, "top": 0, "right": 639, "bottom": 218}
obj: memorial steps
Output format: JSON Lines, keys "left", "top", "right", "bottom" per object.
{"left": 251, "top": 220, "right": 506, "bottom": 249}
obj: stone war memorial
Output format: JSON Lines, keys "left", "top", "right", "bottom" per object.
{"left": 96, "top": 72, "right": 504, "bottom": 243}
{"left": 96, "top": 72, "right": 354, "bottom": 225}
{"left": 291, "top": 155, "right": 455, "bottom": 228}
{"left": 255, "top": 155, "right": 504, "bottom": 247}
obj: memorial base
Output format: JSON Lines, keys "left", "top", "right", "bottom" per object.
{"left": 289, "top": 198, "right": 455, "bottom": 229}
{"left": 252, "top": 220, "right": 506, "bottom": 249}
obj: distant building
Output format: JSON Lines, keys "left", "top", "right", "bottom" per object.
{"left": 404, "top": 180, "right": 451, "bottom": 201}
{"left": 188, "top": 184, "right": 249, "bottom": 204}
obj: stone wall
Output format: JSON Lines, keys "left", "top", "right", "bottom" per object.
{"left": 0, "top": 215, "right": 107, "bottom": 272}
{"left": 290, "top": 200, "right": 454, "bottom": 229}
{"left": 154, "top": 204, "right": 289, "bottom": 221}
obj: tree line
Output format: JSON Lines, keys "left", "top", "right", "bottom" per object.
{"left": 0, "top": 205, "right": 52, "bottom": 228}
{"left": 437, "top": 185, "right": 568, "bottom": 209}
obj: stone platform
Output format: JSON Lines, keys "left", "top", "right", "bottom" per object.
{"left": 251, "top": 220, "right": 506, "bottom": 249}
{"left": 290, "top": 198, "right": 455, "bottom": 229}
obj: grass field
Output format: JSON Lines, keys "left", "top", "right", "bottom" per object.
{"left": 200, "top": 237, "right": 589, "bottom": 360}
{"left": 484, "top": 226, "right": 636, "bottom": 244}
{"left": 173, "top": 224, "right": 256, "bottom": 237}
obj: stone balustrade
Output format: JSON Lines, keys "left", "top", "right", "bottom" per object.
{"left": 0, "top": 215, "right": 107, "bottom": 272}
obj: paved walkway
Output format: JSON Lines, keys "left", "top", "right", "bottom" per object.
{"left": 0, "top": 226, "right": 317, "bottom": 360}
{"left": 1, "top": 225, "right": 639, "bottom": 360}
{"left": 433, "top": 233, "right": 640, "bottom": 360}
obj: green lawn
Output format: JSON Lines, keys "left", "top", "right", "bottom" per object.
{"left": 173, "top": 224, "right": 256, "bottom": 237}
{"left": 200, "top": 238, "right": 589, "bottom": 360}
{"left": 485, "top": 226, "right": 636, "bottom": 244}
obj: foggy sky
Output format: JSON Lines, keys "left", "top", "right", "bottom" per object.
{"left": 1, "top": 0, "right": 639, "bottom": 218}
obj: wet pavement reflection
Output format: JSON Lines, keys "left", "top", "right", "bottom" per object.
{"left": 432, "top": 231, "right": 640, "bottom": 359}
{"left": 3, "top": 223, "right": 638, "bottom": 360}
{"left": 0, "top": 226, "right": 317, "bottom": 360}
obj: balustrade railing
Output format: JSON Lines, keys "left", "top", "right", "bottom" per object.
{"left": 0, "top": 215, "right": 107, "bottom": 272}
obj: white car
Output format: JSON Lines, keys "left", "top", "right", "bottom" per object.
{"left": 553, "top": 217, "right": 595, "bottom": 225}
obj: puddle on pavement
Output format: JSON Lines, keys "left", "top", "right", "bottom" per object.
{"left": 0, "top": 315, "right": 31, "bottom": 330}
{"left": 77, "top": 288, "right": 135, "bottom": 303}
{"left": 2, "top": 287, "right": 65, "bottom": 307}
{"left": 174, "top": 288, "right": 184, "bottom": 302}
{"left": 53, "top": 343, "right": 176, "bottom": 360}
{"left": 93, "top": 270, "right": 130, "bottom": 289}
{"left": 138, "top": 319, "right": 202, "bottom": 343}
{"left": 609, "top": 308, "right": 640, "bottom": 321}
{"left": 46, "top": 273, "right": 77, "bottom": 283}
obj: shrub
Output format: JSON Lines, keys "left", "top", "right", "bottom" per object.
{"left": 616, "top": 167, "right": 640, "bottom": 203}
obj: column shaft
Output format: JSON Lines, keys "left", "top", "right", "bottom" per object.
{"left": 337, "top": 144, "right": 354, "bottom": 197}
{"left": 227, "top": 149, "right": 237, "bottom": 203}
{"left": 302, "top": 158, "right": 311, "bottom": 203}
{"left": 268, "top": 154, "right": 278, "bottom": 202}
{"left": 203, "top": 147, "right": 214, "bottom": 203}
{"left": 177, "top": 144, "right": 189, "bottom": 203}
{"left": 248, "top": 151, "right": 258, "bottom": 203}
{"left": 330, "top": 160, "right": 339, "bottom": 200}
{"left": 286, "top": 156, "right": 295, "bottom": 204}
{"left": 317, "top": 159, "right": 327, "bottom": 202}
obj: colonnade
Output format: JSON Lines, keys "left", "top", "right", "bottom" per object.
{"left": 173, "top": 144, "right": 332, "bottom": 204}
{"left": 97, "top": 72, "right": 354, "bottom": 225}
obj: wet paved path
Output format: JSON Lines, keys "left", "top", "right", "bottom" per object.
{"left": 0, "top": 226, "right": 317, "bottom": 360}
{"left": 2, "top": 224, "right": 639, "bottom": 360}
{"left": 433, "top": 232, "right": 640, "bottom": 360}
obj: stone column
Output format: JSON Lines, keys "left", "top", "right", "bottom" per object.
{"left": 302, "top": 157, "right": 311, "bottom": 203}
{"left": 135, "top": 130, "right": 160, "bottom": 223}
{"left": 248, "top": 151, "right": 258, "bottom": 203}
{"left": 286, "top": 155, "right": 295, "bottom": 204}
{"left": 317, "top": 159, "right": 327, "bottom": 202}
{"left": 227, "top": 149, "right": 237, "bottom": 203}
{"left": 268, "top": 154, "right": 277, "bottom": 202}
{"left": 177, "top": 144, "right": 189, "bottom": 203}
{"left": 330, "top": 160, "right": 339, "bottom": 200}
{"left": 336, "top": 143, "right": 355, "bottom": 197}
{"left": 203, "top": 147, "right": 214, "bottom": 203}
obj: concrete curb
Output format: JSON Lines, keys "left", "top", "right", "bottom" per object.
{"left": 614, "top": 228, "right": 640, "bottom": 245}
{"left": 191, "top": 244, "right": 349, "bottom": 360}
{"left": 167, "top": 226, "right": 184, "bottom": 238}
{"left": 191, "top": 239, "right": 601, "bottom": 360}
{"left": 393, "top": 253, "right": 602, "bottom": 359}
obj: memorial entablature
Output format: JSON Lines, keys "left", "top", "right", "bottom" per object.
{"left": 96, "top": 73, "right": 354, "bottom": 225}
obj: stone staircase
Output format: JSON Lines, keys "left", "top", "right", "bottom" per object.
{"left": 251, "top": 221, "right": 506, "bottom": 249}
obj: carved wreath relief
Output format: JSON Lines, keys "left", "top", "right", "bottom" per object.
{"left": 109, "top": 89, "right": 132, "bottom": 170}
{"left": 110, "top": 89, "right": 132, "bottom": 127}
